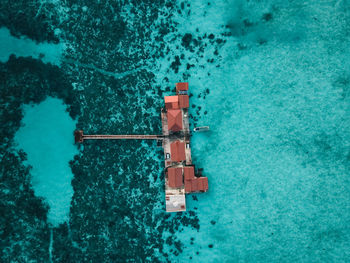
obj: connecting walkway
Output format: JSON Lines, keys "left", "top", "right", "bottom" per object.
{"left": 82, "top": 134, "right": 163, "bottom": 140}
{"left": 74, "top": 130, "right": 163, "bottom": 143}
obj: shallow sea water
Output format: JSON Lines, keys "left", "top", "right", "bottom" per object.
{"left": 1, "top": 0, "right": 350, "bottom": 262}
{"left": 14, "top": 98, "right": 78, "bottom": 226}
{"left": 154, "top": 0, "right": 350, "bottom": 262}
{"left": 0, "top": 27, "right": 64, "bottom": 66}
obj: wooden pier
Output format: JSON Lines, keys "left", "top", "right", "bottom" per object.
{"left": 74, "top": 130, "right": 163, "bottom": 143}
{"left": 83, "top": 135, "right": 162, "bottom": 140}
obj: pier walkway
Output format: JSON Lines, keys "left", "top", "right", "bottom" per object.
{"left": 82, "top": 134, "right": 163, "bottom": 140}
{"left": 74, "top": 130, "right": 163, "bottom": 143}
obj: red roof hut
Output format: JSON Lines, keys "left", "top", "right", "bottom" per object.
{"left": 176, "top": 82, "right": 189, "bottom": 92}
{"left": 184, "top": 166, "right": 195, "bottom": 180}
{"left": 165, "top": 95, "right": 189, "bottom": 109}
{"left": 167, "top": 167, "right": 183, "bottom": 188}
{"left": 184, "top": 166, "right": 195, "bottom": 193}
{"left": 178, "top": 95, "right": 189, "bottom": 108}
{"left": 198, "top": 177, "right": 209, "bottom": 192}
{"left": 167, "top": 109, "right": 183, "bottom": 132}
{"left": 164, "top": 96, "right": 179, "bottom": 109}
{"left": 170, "top": 141, "right": 186, "bottom": 162}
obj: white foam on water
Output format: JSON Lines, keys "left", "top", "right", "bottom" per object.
{"left": 15, "top": 97, "right": 78, "bottom": 227}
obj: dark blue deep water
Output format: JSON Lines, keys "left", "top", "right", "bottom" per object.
{"left": 1, "top": 0, "right": 350, "bottom": 262}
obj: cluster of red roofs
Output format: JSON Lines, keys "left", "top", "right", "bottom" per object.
{"left": 164, "top": 83, "right": 209, "bottom": 193}
{"left": 167, "top": 165, "right": 209, "bottom": 193}
{"left": 164, "top": 85, "right": 189, "bottom": 131}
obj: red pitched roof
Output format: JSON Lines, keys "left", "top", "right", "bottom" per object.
{"left": 164, "top": 96, "right": 179, "bottom": 109}
{"left": 167, "top": 167, "right": 183, "bottom": 188}
{"left": 198, "top": 177, "right": 208, "bottom": 192}
{"left": 167, "top": 109, "right": 183, "bottom": 131}
{"left": 191, "top": 178, "right": 198, "bottom": 192}
{"left": 178, "top": 95, "right": 189, "bottom": 108}
{"left": 184, "top": 166, "right": 195, "bottom": 180}
{"left": 176, "top": 82, "right": 189, "bottom": 91}
{"left": 170, "top": 141, "right": 186, "bottom": 162}
{"left": 184, "top": 166, "right": 209, "bottom": 193}
{"left": 185, "top": 179, "right": 192, "bottom": 193}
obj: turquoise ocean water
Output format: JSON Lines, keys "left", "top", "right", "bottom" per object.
{"left": 0, "top": 27, "right": 64, "bottom": 66}
{"left": 157, "top": 1, "right": 350, "bottom": 261}
{"left": 1, "top": 0, "right": 350, "bottom": 262}
{"left": 14, "top": 98, "right": 78, "bottom": 227}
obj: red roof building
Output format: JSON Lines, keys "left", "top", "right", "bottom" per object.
{"left": 178, "top": 95, "right": 189, "bottom": 108}
{"left": 165, "top": 95, "right": 189, "bottom": 109}
{"left": 184, "top": 166, "right": 195, "bottom": 193}
{"left": 164, "top": 96, "right": 179, "bottom": 109}
{"left": 185, "top": 180, "right": 192, "bottom": 193}
{"left": 167, "top": 167, "right": 183, "bottom": 188}
{"left": 184, "top": 166, "right": 209, "bottom": 193}
{"left": 167, "top": 109, "right": 183, "bottom": 131}
{"left": 191, "top": 178, "right": 198, "bottom": 192}
{"left": 176, "top": 82, "right": 189, "bottom": 92}
{"left": 198, "top": 177, "right": 209, "bottom": 192}
{"left": 184, "top": 166, "right": 195, "bottom": 180}
{"left": 170, "top": 141, "right": 186, "bottom": 162}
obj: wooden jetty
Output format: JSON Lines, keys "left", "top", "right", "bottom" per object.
{"left": 74, "top": 131, "right": 163, "bottom": 142}
{"left": 75, "top": 82, "right": 208, "bottom": 212}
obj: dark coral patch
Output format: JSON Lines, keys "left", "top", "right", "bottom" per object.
{"left": 170, "top": 56, "right": 181, "bottom": 73}
{"left": 187, "top": 63, "right": 195, "bottom": 70}
{"left": 262, "top": 12, "right": 273, "bottom": 22}
{"left": 182, "top": 33, "right": 193, "bottom": 48}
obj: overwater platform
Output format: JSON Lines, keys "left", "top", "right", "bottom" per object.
{"left": 74, "top": 82, "right": 208, "bottom": 212}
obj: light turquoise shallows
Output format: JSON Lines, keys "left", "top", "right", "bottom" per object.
{"left": 15, "top": 97, "right": 78, "bottom": 226}
{"left": 158, "top": 1, "right": 350, "bottom": 262}
{"left": 0, "top": 27, "right": 64, "bottom": 65}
